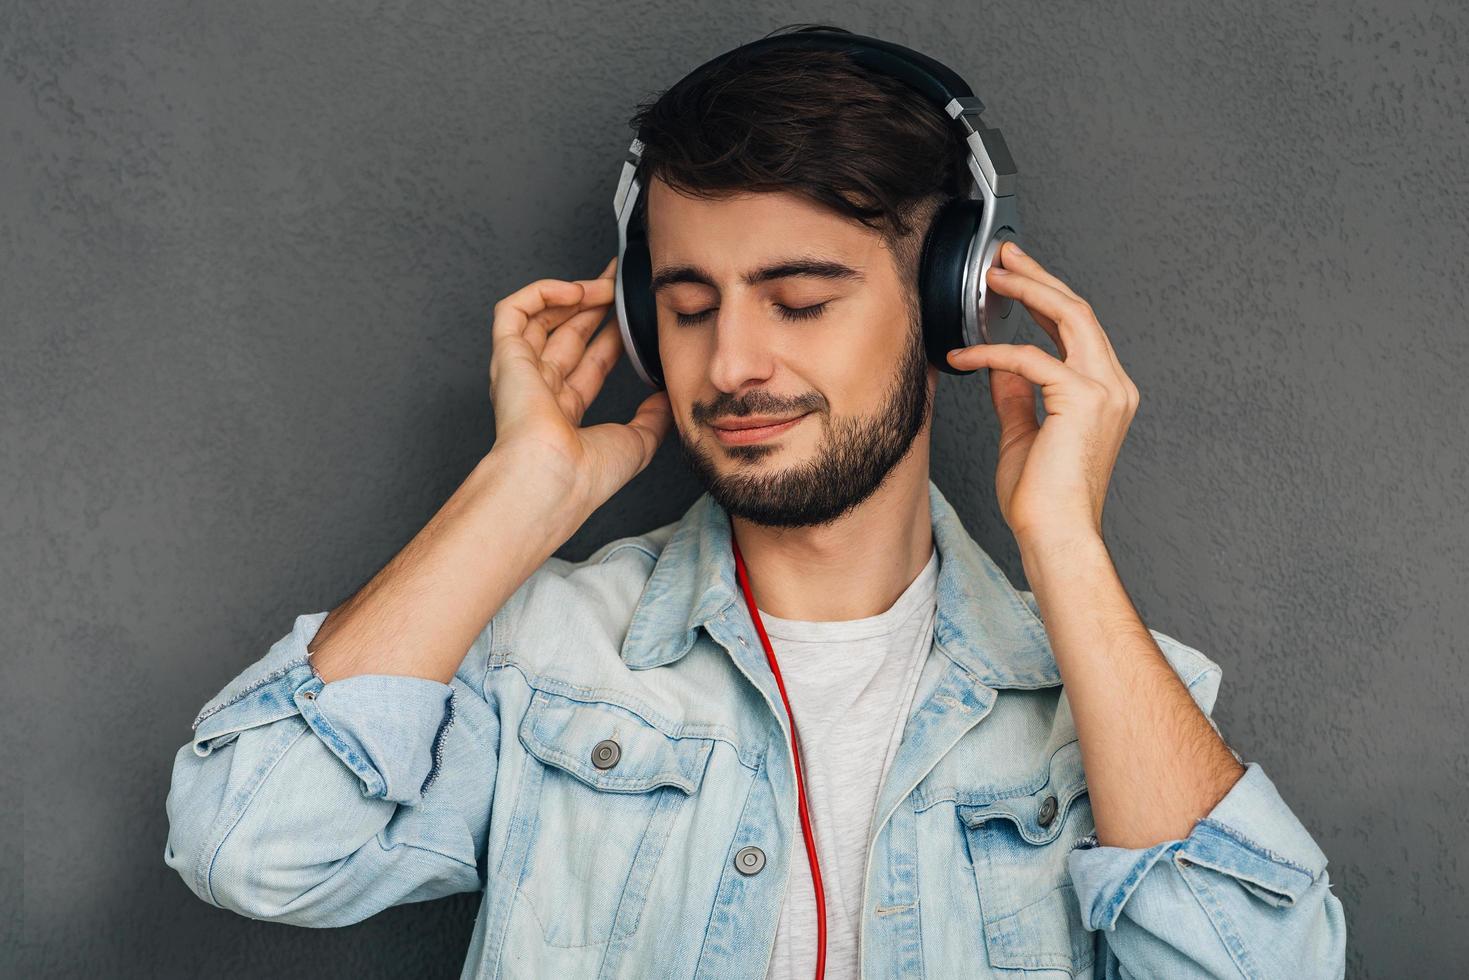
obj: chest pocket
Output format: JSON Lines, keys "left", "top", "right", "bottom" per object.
{"left": 957, "top": 739, "right": 1097, "bottom": 976}
{"left": 511, "top": 687, "right": 714, "bottom": 948}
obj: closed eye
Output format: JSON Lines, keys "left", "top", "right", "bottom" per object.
{"left": 674, "top": 302, "right": 830, "bottom": 326}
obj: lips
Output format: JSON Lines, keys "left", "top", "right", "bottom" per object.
{"left": 711, "top": 412, "right": 810, "bottom": 446}
{"left": 712, "top": 414, "right": 804, "bottom": 430}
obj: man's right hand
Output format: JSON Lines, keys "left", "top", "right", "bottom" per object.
{"left": 488, "top": 256, "right": 673, "bottom": 513}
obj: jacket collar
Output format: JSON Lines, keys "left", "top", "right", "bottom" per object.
{"left": 619, "top": 478, "right": 1061, "bottom": 689}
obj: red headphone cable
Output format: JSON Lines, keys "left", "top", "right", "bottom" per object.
{"left": 732, "top": 534, "right": 827, "bottom": 980}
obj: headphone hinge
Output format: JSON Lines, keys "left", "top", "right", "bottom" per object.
{"left": 612, "top": 137, "right": 645, "bottom": 220}
{"left": 945, "top": 95, "right": 987, "bottom": 130}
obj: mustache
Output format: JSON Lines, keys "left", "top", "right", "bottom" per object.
{"left": 691, "top": 392, "right": 826, "bottom": 424}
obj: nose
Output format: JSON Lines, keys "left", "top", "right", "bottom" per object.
{"left": 706, "top": 298, "right": 779, "bottom": 394}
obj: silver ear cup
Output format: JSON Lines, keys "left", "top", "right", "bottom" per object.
{"left": 612, "top": 237, "right": 657, "bottom": 389}
{"left": 957, "top": 164, "right": 1022, "bottom": 348}
{"left": 974, "top": 229, "right": 1021, "bottom": 346}
{"left": 612, "top": 139, "right": 660, "bottom": 389}
{"left": 959, "top": 223, "right": 1023, "bottom": 348}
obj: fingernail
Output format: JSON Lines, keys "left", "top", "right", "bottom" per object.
{"left": 991, "top": 267, "right": 1009, "bottom": 275}
{"left": 1009, "top": 242, "right": 1026, "bottom": 256}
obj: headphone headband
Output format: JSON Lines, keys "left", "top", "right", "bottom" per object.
{"left": 678, "top": 31, "right": 979, "bottom": 112}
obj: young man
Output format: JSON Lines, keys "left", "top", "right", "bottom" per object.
{"left": 165, "top": 25, "right": 1346, "bottom": 979}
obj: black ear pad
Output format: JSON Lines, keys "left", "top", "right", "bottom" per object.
{"left": 620, "top": 222, "right": 664, "bottom": 388}
{"left": 917, "top": 197, "right": 985, "bottom": 375}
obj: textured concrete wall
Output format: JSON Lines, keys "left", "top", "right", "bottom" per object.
{"left": 3, "top": 1, "right": 1464, "bottom": 976}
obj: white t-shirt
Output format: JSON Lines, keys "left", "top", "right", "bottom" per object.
{"left": 758, "top": 546, "right": 941, "bottom": 980}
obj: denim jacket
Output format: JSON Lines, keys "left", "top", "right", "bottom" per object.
{"left": 165, "top": 479, "right": 1346, "bottom": 978}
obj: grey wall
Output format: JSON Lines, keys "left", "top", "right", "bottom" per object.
{"left": 3, "top": 1, "right": 1464, "bottom": 976}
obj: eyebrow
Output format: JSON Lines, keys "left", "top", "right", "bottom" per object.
{"left": 649, "top": 257, "right": 866, "bottom": 294}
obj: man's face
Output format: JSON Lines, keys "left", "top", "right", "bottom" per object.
{"left": 645, "top": 178, "right": 936, "bottom": 529}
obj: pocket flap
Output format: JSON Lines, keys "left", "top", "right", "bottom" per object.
{"left": 957, "top": 741, "right": 1091, "bottom": 844}
{"left": 519, "top": 689, "right": 713, "bottom": 794}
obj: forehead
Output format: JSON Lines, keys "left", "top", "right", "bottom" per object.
{"left": 643, "top": 177, "right": 880, "bottom": 263}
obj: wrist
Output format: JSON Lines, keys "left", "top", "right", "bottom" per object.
{"left": 1016, "top": 527, "right": 1109, "bottom": 573}
{"left": 1017, "top": 532, "right": 1117, "bottom": 619}
{"left": 469, "top": 446, "right": 591, "bottom": 542}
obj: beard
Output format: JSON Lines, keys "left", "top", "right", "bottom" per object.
{"left": 673, "top": 318, "right": 933, "bottom": 529}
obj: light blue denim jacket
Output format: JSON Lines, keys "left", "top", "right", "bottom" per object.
{"left": 165, "top": 479, "right": 1347, "bottom": 978}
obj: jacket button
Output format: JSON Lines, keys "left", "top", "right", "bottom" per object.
{"left": 734, "top": 845, "right": 766, "bottom": 876}
{"left": 591, "top": 739, "right": 621, "bottom": 770}
{"left": 1038, "top": 794, "right": 1058, "bottom": 828}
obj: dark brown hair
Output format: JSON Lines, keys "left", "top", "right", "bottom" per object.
{"left": 626, "top": 23, "right": 971, "bottom": 325}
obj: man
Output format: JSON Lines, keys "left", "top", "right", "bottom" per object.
{"left": 165, "top": 24, "right": 1347, "bottom": 979}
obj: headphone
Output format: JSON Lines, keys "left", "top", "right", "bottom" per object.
{"left": 610, "top": 28, "right": 1023, "bottom": 390}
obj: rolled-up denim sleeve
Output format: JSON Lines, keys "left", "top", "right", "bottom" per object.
{"left": 1068, "top": 761, "right": 1346, "bottom": 978}
{"left": 163, "top": 610, "right": 500, "bottom": 927}
{"left": 1065, "top": 631, "right": 1347, "bottom": 978}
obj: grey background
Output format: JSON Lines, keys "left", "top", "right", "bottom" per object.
{"left": 3, "top": 1, "right": 1463, "bottom": 977}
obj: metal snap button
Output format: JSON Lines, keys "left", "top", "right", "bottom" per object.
{"left": 1037, "top": 794, "right": 1058, "bottom": 828}
{"left": 301, "top": 690, "right": 315, "bottom": 700}
{"left": 734, "top": 845, "right": 766, "bottom": 876}
{"left": 591, "top": 739, "right": 621, "bottom": 770}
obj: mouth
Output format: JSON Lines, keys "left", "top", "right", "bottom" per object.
{"left": 711, "top": 412, "right": 811, "bottom": 446}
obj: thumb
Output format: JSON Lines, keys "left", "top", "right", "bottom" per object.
{"left": 593, "top": 389, "right": 671, "bottom": 485}
{"left": 625, "top": 389, "right": 674, "bottom": 459}
{"left": 987, "top": 366, "right": 1039, "bottom": 438}
{"left": 581, "top": 390, "right": 673, "bottom": 501}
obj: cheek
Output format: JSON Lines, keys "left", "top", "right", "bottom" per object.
{"left": 823, "top": 331, "right": 877, "bottom": 375}
{"left": 827, "top": 316, "right": 903, "bottom": 382}
{"left": 656, "top": 324, "right": 713, "bottom": 379}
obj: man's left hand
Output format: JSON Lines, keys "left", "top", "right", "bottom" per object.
{"left": 946, "top": 241, "right": 1140, "bottom": 548}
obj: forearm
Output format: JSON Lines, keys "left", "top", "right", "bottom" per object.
{"left": 1018, "top": 531, "right": 1244, "bottom": 849}
{"left": 307, "top": 445, "right": 588, "bottom": 684}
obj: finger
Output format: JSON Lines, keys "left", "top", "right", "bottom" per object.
{"left": 989, "top": 264, "right": 1068, "bottom": 361}
{"left": 984, "top": 268, "right": 1113, "bottom": 378}
{"left": 541, "top": 277, "right": 616, "bottom": 377}
{"left": 994, "top": 244, "right": 1074, "bottom": 361}
{"left": 563, "top": 271, "right": 617, "bottom": 314}
{"left": 946, "top": 342, "right": 1074, "bottom": 389}
{"left": 562, "top": 318, "right": 627, "bottom": 423}
{"left": 523, "top": 281, "right": 609, "bottom": 353}
{"left": 542, "top": 304, "right": 610, "bottom": 382}
{"left": 953, "top": 344, "right": 1112, "bottom": 450}
{"left": 995, "top": 242, "right": 1131, "bottom": 385}
{"left": 492, "top": 279, "right": 588, "bottom": 357}
{"left": 488, "top": 330, "right": 570, "bottom": 435}
{"left": 540, "top": 273, "right": 616, "bottom": 337}
{"left": 492, "top": 279, "right": 583, "bottom": 342}
{"left": 987, "top": 363, "right": 1041, "bottom": 450}
{"left": 997, "top": 241, "right": 1083, "bottom": 303}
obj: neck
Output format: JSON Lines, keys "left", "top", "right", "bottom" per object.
{"left": 729, "top": 459, "right": 935, "bottom": 623}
